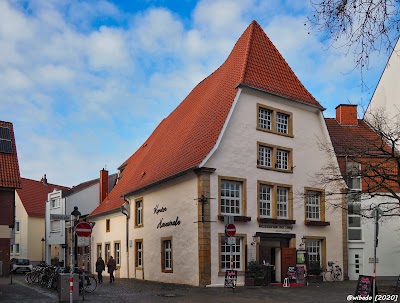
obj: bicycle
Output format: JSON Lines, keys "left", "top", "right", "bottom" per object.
{"left": 323, "top": 261, "right": 342, "bottom": 282}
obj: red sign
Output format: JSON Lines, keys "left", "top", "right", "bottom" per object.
{"left": 75, "top": 222, "right": 92, "bottom": 237}
{"left": 226, "top": 223, "right": 236, "bottom": 237}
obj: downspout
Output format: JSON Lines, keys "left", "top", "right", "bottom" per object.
{"left": 121, "top": 198, "right": 130, "bottom": 279}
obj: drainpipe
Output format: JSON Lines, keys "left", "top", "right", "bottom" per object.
{"left": 120, "top": 198, "right": 130, "bottom": 278}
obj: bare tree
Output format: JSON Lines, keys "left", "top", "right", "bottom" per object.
{"left": 315, "top": 108, "right": 400, "bottom": 218}
{"left": 306, "top": 0, "right": 400, "bottom": 84}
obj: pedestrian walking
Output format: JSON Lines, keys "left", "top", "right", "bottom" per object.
{"left": 107, "top": 256, "right": 116, "bottom": 283}
{"left": 96, "top": 256, "right": 105, "bottom": 283}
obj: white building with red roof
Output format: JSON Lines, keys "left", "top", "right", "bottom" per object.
{"left": 89, "top": 20, "right": 346, "bottom": 286}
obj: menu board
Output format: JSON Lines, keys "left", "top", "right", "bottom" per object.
{"left": 224, "top": 270, "right": 237, "bottom": 288}
{"left": 354, "top": 275, "right": 378, "bottom": 302}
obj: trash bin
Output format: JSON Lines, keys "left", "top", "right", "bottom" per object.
{"left": 58, "top": 273, "right": 79, "bottom": 302}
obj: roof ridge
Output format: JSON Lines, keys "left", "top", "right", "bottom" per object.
{"left": 239, "top": 20, "right": 257, "bottom": 83}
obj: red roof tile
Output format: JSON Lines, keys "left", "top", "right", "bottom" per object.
{"left": 90, "top": 20, "right": 322, "bottom": 217}
{"left": 17, "top": 178, "right": 70, "bottom": 218}
{"left": 0, "top": 121, "right": 21, "bottom": 189}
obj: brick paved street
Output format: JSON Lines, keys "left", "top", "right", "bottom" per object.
{"left": 0, "top": 274, "right": 398, "bottom": 303}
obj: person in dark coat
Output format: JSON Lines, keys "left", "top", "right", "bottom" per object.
{"left": 107, "top": 256, "right": 116, "bottom": 283}
{"left": 95, "top": 257, "right": 105, "bottom": 283}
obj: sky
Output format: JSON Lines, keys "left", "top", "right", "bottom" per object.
{"left": 0, "top": 0, "right": 392, "bottom": 187}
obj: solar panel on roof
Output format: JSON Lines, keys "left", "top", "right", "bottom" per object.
{"left": 0, "top": 126, "right": 11, "bottom": 140}
{"left": 0, "top": 127, "right": 13, "bottom": 153}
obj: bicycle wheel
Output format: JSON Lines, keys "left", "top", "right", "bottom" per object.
{"left": 84, "top": 276, "right": 97, "bottom": 293}
{"left": 323, "top": 270, "right": 333, "bottom": 282}
{"left": 25, "top": 272, "right": 31, "bottom": 283}
{"left": 334, "top": 269, "right": 342, "bottom": 281}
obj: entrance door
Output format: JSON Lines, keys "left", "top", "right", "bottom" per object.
{"left": 348, "top": 248, "right": 363, "bottom": 280}
{"left": 281, "top": 247, "right": 296, "bottom": 281}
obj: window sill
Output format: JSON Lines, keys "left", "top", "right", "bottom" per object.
{"left": 258, "top": 218, "right": 295, "bottom": 225}
{"left": 134, "top": 225, "right": 144, "bottom": 229}
{"left": 257, "top": 165, "right": 293, "bottom": 174}
{"left": 304, "top": 220, "right": 330, "bottom": 226}
{"left": 256, "top": 127, "right": 294, "bottom": 138}
{"left": 218, "top": 270, "right": 245, "bottom": 276}
{"left": 162, "top": 269, "right": 173, "bottom": 273}
{"left": 348, "top": 240, "right": 365, "bottom": 243}
{"left": 217, "top": 215, "right": 251, "bottom": 222}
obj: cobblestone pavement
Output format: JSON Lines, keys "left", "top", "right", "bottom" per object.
{"left": 1, "top": 274, "right": 399, "bottom": 303}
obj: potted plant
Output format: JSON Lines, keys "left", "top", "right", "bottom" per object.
{"left": 307, "top": 261, "right": 323, "bottom": 283}
{"left": 245, "top": 261, "right": 266, "bottom": 286}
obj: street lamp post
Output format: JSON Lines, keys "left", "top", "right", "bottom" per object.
{"left": 41, "top": 238, "right": 45, "bottom": 263}
{"left": 70, "top": 206, "right": 80, "bottom": 303}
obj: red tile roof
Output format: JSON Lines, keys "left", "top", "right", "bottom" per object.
{"left": 17, "top": 178, "right": 70, "bottom": 218}
{"left": 0, "top": 121, "right": 21, "bottom": 189}
{"left": 90, "top": 20, "right": 322, "bottom": 217}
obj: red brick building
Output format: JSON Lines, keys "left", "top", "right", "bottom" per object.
{"left": 0, "top": 121, "right": 21, "bottom": 275}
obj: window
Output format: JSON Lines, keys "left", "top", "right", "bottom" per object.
{"left": 50, "top": 199, "right": 60, "bottom": 208}
{"left": 259, "top": 184, "right": 272, "bottom": 218}
{"left": 0, "top": 126, "right": 13, "bottom": 154}
{"left": 50, "top": 220, "right": 61, "bottom": 232}
{"left": 97, "top": 244, "right": 102, "bottom": 259}
{"left": 15, "top": 243, "right": 20, "bottom": 255}
{"left": 257, "top": 142, "right": 292, "bottom": 172}
{"left": 348, "top": 192, "right": 362, "bottom": 241}
{"left": 15, "top": 221, "right": 20, "bottom": 233}
{"left": 10, "top": 244, "right": 14, "bottom": 255}
{"left": 161, "top": 238, "right": 173, "bottom": 272}
{"left": 257, "top": 104, "right": 293, "bottom": 136}
{"left": 135, "top": 240, "right": 143, "bottom": 268}
{"left": 220, "top": 235, "right": 244, "bottom": 271}
{"left": 306, "top": 239, "right": 321, "bottom": 266}
{"left": 306, "top": 191, "right": 321, "bottom": 220}
{"left": 347, "top": 161, "right": 362, "bottom": 190}
{"left": 106, "top": 219, "right": 110, "bottom": 232}
{"left": 277, "top": 187, "right": 288, "bottom": 219}
{"left": 105, "top": 243, "right": 111, "bottom": 261}
{"left": 219, "top": 177, "right": 247, "bottom": 216}
{"left": 114, "top": 242, "right": 121, "bottom": 266}
{"left": 258, "top": 181, "right": 293, "bottom": 221}
{"left": 135, "top": 198, "right": 143, "bottom": 227}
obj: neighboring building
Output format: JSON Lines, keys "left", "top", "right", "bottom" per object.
{"left": 89, "top": 20, "right": 346, "bottom": 286}
{"left": 326, "top": 104, "right": 400, "bottom": 280}
{"left": 365, "top": 38, "right": 400, "bottom": 123}
{"left": 13, "top": 177, "right": 69, "bottom": 265}
{"left": 45, "top": 169, "right": 117, "bottom": 268}
{"left": 0, "top": 121, "right": 21, "bottom": 276}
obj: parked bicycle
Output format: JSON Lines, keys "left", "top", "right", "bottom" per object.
{"left": 323, "top": 261, "right": 342, "bottom": 282}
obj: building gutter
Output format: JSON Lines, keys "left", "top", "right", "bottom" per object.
{"left": 86, "top": 208, "right": 121, "bottom": 220}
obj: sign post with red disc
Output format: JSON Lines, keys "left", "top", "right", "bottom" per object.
{"left": 225, "top": 223, "right": 236, "bottom": 237}
{"left": 75, "top": 222, "right": 92, "bottom": 237}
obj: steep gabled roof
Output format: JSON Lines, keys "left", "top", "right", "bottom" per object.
{"left": 17, "top": 178, "right": 70, "bottom": 218}
{"left": 0, "top": 121, "right": 21, "bottom": 189}
{"left": 90, "top": 20, "right": 322, "bottom": 217}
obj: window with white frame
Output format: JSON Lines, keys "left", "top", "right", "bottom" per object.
{"left": 136, "top": 241, "right": 143, "bottom": 267}
{"left": 97, "top": 244, "right": 102, "bottom": 259}
{"left": 50, "top": 220, "right": 61, "bottom": 232}
{"left": 347, "top": 161, "right": 362, "bottom": 190}
{"left": 276, "top": 149, "right": 289, "bottom": 170}
{"left": 259, "top": 184, "right": 272, "bottom": 217}
{"left": 105, "top": 243, "right": 111, "bottom": 260}
{"left": 258, "top": 107, "right": 272, "bottom": 130}
{"left": 348, "top": 192, "right": 362, "bottom": 240}
{"left": 220, "top": 180, "right": 242, "bottom": 215}
{"left": 276, "top": 112, "right": 289, "bottom": 134}
{"left": 162, "top": 239, "right": 173, "bottom": 272}
{"left": 114, "top": 242, "right": 121, "bottom": 266}
{"left": 221, "top": 236, "right": 242, "bottom": 271}
{"left": 277, "top": 187, "right": 288, "bottom": 219}
{"left": 307, "top": 239, "right": 321, "bottom": 265}
{"left": 258, "top": 145, "right": 272, "bottom": 167}
{"left": 50, "top": 198, "right": 60, "bottom": 208}
{"left": 135, "top": 199, "right": 143, "bottom": 227}
{"left": 15, "top": 221, "right": 20, "bottom": 233}
{"left": 306, "top": 191, "right": 321, "bottom": 220}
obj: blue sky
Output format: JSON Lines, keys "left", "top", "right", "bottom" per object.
{"left": 0, "top": 0, "right": 390, "bottom": 186}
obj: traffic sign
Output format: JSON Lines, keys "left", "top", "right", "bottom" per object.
{"left": 50, "top": 214, "right": 71, "bottom": 221}
{"left": 75, "top": 222, "right": 92, "bottom": 237}
{"left": 227, "top": 237, "right": 236, "bottom": 245}
{"left": 226, "top": 223, "right": 236, "bottom": 237}
{"left": 77, "top": 236, "right": 90, "bottom": 247}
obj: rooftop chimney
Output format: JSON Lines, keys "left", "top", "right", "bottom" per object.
{"left": 100, "top": 168, "right": 108, "bottom": 204}
{"left": 335, "top": 104, "right": 358, "bottom": 125}
{"left": 41, "top": 174, "right": 48, "bottom": 185}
